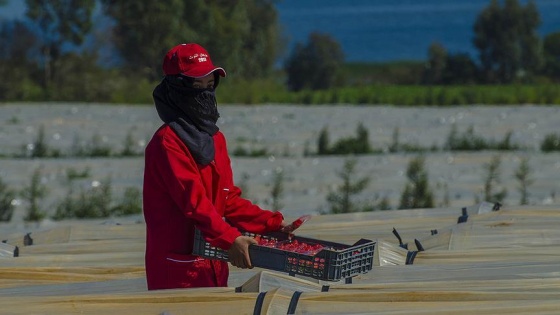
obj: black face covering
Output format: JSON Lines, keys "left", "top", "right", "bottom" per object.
{"left": 153, "top": 76, "right": 220, "bottom": 166}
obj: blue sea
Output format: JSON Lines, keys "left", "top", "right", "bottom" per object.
{"left": 275, "top": 0, "right": 560, "bottom": 62}
{"left": 1, "top": 0, "right": 560, "bottom": 63}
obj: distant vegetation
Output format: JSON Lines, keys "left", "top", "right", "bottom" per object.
{"left": 8, "top": 125, "right": 144, "bottom": 159}
{"left": 0, "top": 0, "right": 556, "bottom": 220}
{"left": 316, "top": 123, "right": 378, "bottom": 156}
{"left": 398, "top": 156, "right": 434, "bottom": 210}
{"left": 0, "top": 167, "right": 142, "bottom": 223}
{"left": 0, "top": 0, "right": 559, "bottom": 104}
{"left": 2, "top": 120, "right": 560, "bottom": 161}
{"left": 54, "top": 176, "right": 142, "bottom": 220}
{"left": 325, "top": 158, "right": 391, "bottom": 214}
{"left": 0, "top": 176, "right": 16, "bottom": 222}
{"left": 540, "top": 134, "right": 560, "bottom": 152}
{"left": 321, "top": 153, "right": 535, "bottom": 213}
{"left": 310, "top": 123, "right": 557, "bottom": 156}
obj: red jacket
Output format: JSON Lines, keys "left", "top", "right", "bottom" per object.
{"left": 143, "top": 125, "right": 283, "bottom": 290}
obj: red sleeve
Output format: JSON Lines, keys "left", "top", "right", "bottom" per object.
{"left": 151, "top": 131, "right": 241, "bottom": 249}
{"left": 224, "top": 185, "right": 284, "bottom": 234}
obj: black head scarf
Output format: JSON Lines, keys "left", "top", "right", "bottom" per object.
{"left": 153, "top": 76, "right": 220, "bottom": 166}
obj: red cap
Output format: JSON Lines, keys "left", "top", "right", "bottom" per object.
{"left": 162, "top": 43, "right": 226, "bottom": 78}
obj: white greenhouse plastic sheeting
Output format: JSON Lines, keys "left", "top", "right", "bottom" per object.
{"left": 1, "top": 204, "right": 560, "bottom": 314}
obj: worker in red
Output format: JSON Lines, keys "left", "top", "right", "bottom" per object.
{"left": 143, "top": 43, "right": 286, "bottom": 290}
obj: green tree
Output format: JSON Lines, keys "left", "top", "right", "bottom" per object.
{"left": 317, "top": 126, "right": 330, "bottom": 155}
{"left": 112, "top": 187, "right": 142, "bottom": 216}
{"left": 399, "top": 156, "right": 434, "bottom": 209}
{"left": 326, "top": 159, "right": 370, "bottom": 214}
{"left": 483, "top": 155, "right": 507, "bottom": 203}
{"left": 101, "top": 0, "right": 185, "bottom": 80}
{"left": 389, "top": 127, "right": 400, "bottom": 153}
{"left": 422, "top": 41, "right": 478, "bottom": 85}
{"left": 445, "top": 124, "right": 488, "bottom": 151}
{"left": 542, "top": 32, "right": 560, "bottom": 80}
{"left": 31, "top": 125, "right": 49, "bottom": 158}
{"left": 355, "top": 123, "right": 372, "bottom": 153}
{"left": 0, "top": 176, "right": 16, "bottom": 222}
{"left": 54, "top": 176, "right": 114, "bottom": 220}
{"left": 193, "top": 0, "right": 282, "bottom": 78}
{"left": 330, "top": 122, "right": 372, "bottom": 155}
{"left": 103, "top": 0, "right": 281, "bottom": 80}
{"left": 21, "top": 168, "right": 47, "bottom": 222}
{"left": 120, "top": 130, "right": 138, "bottom": 156}
{"left": 284, "top": 32, "right": 345, "bottom": 91}
{"left": 540, "top": 133, "right": 560, "bottom": 152}
{"left": 473, "top": 0, "right": 542, "bottom": 83}
{"left": 422, "top": 42, "right": 447, "bottom": 84}
{"left": 514, "top": 157, "right": 533, "bottom": 205}
{"left": 87, "top": 134, "right": 112, "bottom": 157}
{"left": 25, "top": 0, "right": 95, "bottom": 97}
{"left": 0, "top": 20, "right": 40, "bottom": 101}
{"left": 441, "top": 53, "right": 478, "bottom": 84}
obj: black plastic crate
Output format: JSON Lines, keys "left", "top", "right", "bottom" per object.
{"left": 193, "top": 229, "right": 375, "bottom": 282}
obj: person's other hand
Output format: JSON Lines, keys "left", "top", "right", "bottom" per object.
{"left": 228, "top": 236, "right": 257, "bottom": 269}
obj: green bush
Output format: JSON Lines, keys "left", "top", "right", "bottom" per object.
{"left": 120, "top": 130, "right": 142, "bottom": 157}
{"left": 111, "top": 187, "right": 142, "bottom": 216}
{"left": 0, "top": 176, "right": 16, "bottom": 222}
{"left": 21, "top": 169, "right": 47, "bottom": 222}
{"left": 66, "top": 167, "right": 91, "bottom": 181}
{"left": 482, "top": 155, "right": 507, "bottom": 204}
{"left": 514, "top": 157, "right": 533, "bottom": 205}
{"left": 445, "top": 124, "right": 522, "bottom": 151}
{"left": 326, "top": 159, "right": 378, "bottom": 213}
{"left": 53, "top": 177, "right": 142, "bottom": 220}
{"left": 284, "top": 32, "right": 345, "bottom": 92}
{"left": 232, "top": 146, "right": 268, "bottom": 157}
{"left": 541, "top": 133, "right": 560, "bottom": 152}
{"left": 399, "top": 156, "right": 434, "bottom": 209}
{"left": 317, "top": 123, "right": 376, "bottom": 155}
{"left": 53, "top": 178, "right": 113, "bottom": 220}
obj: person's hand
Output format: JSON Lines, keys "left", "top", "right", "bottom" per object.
{"left": 228, "top": 236, "right": 257, "bottom": 269}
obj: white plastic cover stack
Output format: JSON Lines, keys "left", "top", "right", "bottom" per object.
{"left": 1, "top": 204, "right": 560, "bottom": 314}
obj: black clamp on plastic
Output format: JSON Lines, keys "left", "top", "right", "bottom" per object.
{"left": 392, "top": 228, "right": 408, "bottom": 249}
{"left": 404, "top": 239, "right": 425, "bottom": 265}
{"left": 414, "top": 239, "right": 425, "bottom": 252}
{"left": 253, "top": 291, "right": 267, "bottom": 315}
{"left": 406, "top": 251, "right": 418, "bottom": 265}
{"left": 24, "top": 233, "right": 33, "bottom": 246}
{"left": 457, "top": 207, "right": 468, "bottom": 224}
{"left": 287, "top": 291, "right": 303, "bottom": 315}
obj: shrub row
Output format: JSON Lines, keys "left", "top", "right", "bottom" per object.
{"left": 216, "top": 80, "right": 560, "bottom": 105}
{"left": 0, "top": 168, "right": 142, "bottom": 223}
{"left": 314, "top": 124, "right": 560, "bottom": 156}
